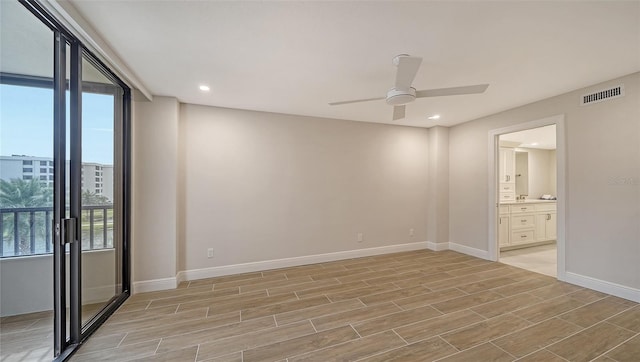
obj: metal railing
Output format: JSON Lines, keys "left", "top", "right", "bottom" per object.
{"left": 0, "top": 205, "right": 114, "bottom": 257}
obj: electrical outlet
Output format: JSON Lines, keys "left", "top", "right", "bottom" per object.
{"left": 357, "top": 232, "right": 364, "bottom": 242}
{"left": 409, "top": 228, "right": 415, "bottom": 237}
{"left": 207, "top": 248, "right": 214, "bottom": 258}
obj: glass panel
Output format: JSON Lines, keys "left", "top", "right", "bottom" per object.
{"left": 80, "top": 55, "right": 123, "bottom": 325}
{"left": 0, "top": 1, "right": 55, "bottom": 360}
{"left": 64, "top": 41, "right": 72, "bottom": 339}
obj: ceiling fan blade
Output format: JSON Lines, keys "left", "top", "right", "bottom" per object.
{"left": 415, "top": 84, "right": 489, "bottom": 98}
{"left": 328, "top": 96, "right": 385, "bottom": 106}
{"left": 395, "top": 56, "right": 422, "bottom": 89}
{"left": 392, "top": 105, "right": 405, "bottom": 120}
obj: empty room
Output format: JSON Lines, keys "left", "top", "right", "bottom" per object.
{"left": 0, "top": 1, "right": 639, "bottom": 361}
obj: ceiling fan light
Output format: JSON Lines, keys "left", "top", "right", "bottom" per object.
{"left": 386, "top": 87, "right": 416, "bottom": 105}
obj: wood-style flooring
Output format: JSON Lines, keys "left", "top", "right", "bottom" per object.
{"left": 2, "top": 249, "right": 639, "bottom": 361}
{"left": 0, "top": 302, "right": 109, "bottom": 361}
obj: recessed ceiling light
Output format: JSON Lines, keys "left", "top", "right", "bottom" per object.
{"left": 427, "top": 114, "right": 440, "bottom": 120}
{"left": 531, "top": 142, "right": 539, "bottom": 146}
{"left": 199, "top": 85, "right": 210, "bottom": 92}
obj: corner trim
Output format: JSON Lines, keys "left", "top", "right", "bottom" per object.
{"left": 426, "top": 241, "right": 449, "bottom": 251}
{"left": 177, "top": 242, "right": 429, "bottom": 283}
{"left": 564, "top": 272, "right": 640, "bottom": 303}
{"left": 132, "top": 277, "right": 177, "bottom": 294}
{"left": 448, "top": 242, "right": 490, "bottom": 260}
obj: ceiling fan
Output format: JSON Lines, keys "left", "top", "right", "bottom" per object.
{"left": 329, "top": 54, "right": 489, "bottom": 121}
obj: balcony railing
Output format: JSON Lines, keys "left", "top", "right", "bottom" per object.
{"left": 0, "top": 205, "right": 114, "bottom": 257}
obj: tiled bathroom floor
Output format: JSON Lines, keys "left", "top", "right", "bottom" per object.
{"left": 500, "top": 243, "right": 557, "bottom": 277}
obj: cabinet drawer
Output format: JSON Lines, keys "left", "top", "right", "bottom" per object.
{"left": 536, "top": 203, "right": 557, "bottom": 212}
{"left": 510, "top": 204, "right": 535, "bottom": 213}
{"left": 500, "top": 192, "right": 516, "bottom": 201}
{"left": 511, "top": 214, "right": 535, "bottom": 228}
{"left": 499, "top": 205, "right": 510, "bottom": 215}
{"left": 511, "top": 230, "right": 535, "bottom": 244}
{"left": 499, "top": 183, "right": 515, "bottom": 192}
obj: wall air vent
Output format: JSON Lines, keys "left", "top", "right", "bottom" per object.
{"left": 580, "top": 85, "right": 624, "bottom": 106}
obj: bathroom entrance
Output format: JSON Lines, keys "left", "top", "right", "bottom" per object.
{"left": 498, "top": 125, "right": 557, "bottom": 276}
{"left": 488, "top": 115, "right": 565, "bottom": 279}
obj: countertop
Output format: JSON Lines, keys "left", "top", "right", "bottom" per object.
{"left": 500, "top": 199, "right": 557, "bottom": 205}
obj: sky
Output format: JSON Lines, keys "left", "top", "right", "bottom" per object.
{"left": 1, "top": 84, "right": 115, "bottom": 165}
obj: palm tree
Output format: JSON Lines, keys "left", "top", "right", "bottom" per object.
{"left": 0, "top": 179, "right": 53, "bottom": 255}
{"left": 0, "top": 178, "right": 53, "bottom": 208}
{"left": 81, "top": 190, "right": 110, "bottom": 206}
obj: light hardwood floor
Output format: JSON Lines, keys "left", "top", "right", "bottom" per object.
{"left": 2, "top": 249, "right": 639, "bottom": 361}
{"left": 0, "top": 302, "right": 110, "bottom": 361}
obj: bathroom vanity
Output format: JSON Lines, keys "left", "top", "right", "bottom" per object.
{"left": 499, "top": 200, "right": 557, "bottom": 250}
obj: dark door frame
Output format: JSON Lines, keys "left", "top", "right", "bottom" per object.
{"left": 11, "top": 1, "right": 132, "bottom": 360}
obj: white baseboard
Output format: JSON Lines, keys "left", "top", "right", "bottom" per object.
{"left": 132, "top": 277, "right": 177, "bottom": 294}
{"left": 564, "top": 272, "right": 640, "bottom": 303}
{"left": 426, "top": 241, "right": 449, "bottom": 251}
{"left": 177, "top": 241, "right": 429, "bottom": 283}
{"left": 448, "top": 242, "right": 490, "bottom": 260}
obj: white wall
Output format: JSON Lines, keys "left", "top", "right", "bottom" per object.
{"left": 450, "top": 72, "right": 640, "bottom": 290}
{"left": 549, "top": 150, "right": 557, "bottom": 196}
{"left": 131, "top": 97, "right": 179, "bottom": 288}
{"left": 178, "top": 105, "right": 430, "bottom": 272}
{"left": 427, "top": 126, "right": 449, "bottom": 247}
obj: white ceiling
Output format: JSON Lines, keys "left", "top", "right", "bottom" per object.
{"left": 501, "top": 125, "right": 556, "bottom": 150}
{"left": 65, "top": 0, "right": 640, "bottom": 128}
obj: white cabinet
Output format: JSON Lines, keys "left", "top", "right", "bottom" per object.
{"left": 498, "top": 205, "right": 510, "bottom": 247}
{"left": 510, "top": 206, "right": 535, "bottom": 246}
{"left": 511, "top": 214, "right": 535, "bottom": 229}
{"left": 535, "top": 212, "right": 557, "bottom": 241}
{"left": 511, "top": 230, "right": 535, "bottom": 245}
{"left": 499, "top": 147, "right": 516, "bottom": 183}
{"left": 499, "top": 201, "right": 557, "bottom": 250}
{"left": 499, "top": 147, "right": 516, "bottom": 201}
{"left": 510, "top": 204, "right": 535, "bottom": 214}
{"left": 500, "top": 183, "right": 516, "bottom": 201}
{"left": 499, "top": 216, "right": 510, "bottom": 247}
{"left": 546, "top": 213, "right": 557, "bottom": 240}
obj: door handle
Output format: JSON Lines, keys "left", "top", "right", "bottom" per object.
{"left": 61, "top": 218, "right": 77, "bottom": 245}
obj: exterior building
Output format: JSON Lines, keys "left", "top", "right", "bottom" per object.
{"left": 0, "top": 155, "right": 54, "bottom": 188}
{"left": 0, "top": 155, "right": 114, "bottom": 202}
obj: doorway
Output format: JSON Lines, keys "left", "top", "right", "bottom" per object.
{"left": 497, "top": 125, "right": 557, "bottom": 276}
{"left": 0, "top": 1, "right": 130, "bottom": 361}
{"left": 487, "top": 115, "right": 566, "bottom": 280}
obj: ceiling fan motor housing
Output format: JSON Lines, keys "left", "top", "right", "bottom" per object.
{"left": 386, "top": 87, "right": 416, "bottom": 105}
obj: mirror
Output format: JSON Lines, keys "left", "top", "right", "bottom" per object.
{"left": 515, "top": 151, "right": 528, "bottom": 196}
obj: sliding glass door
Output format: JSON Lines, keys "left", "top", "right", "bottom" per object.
{"left": 77, "top": 52, "right": 126, "bottom": 330}
{"left": 0, "top": 1, "right": 130, "bottom": 361}
{"left": 0, "top": 1, "right": 56, "bottom": 360}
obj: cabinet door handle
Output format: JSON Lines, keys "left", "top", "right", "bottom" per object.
{"left": 521, "top": 235, "right": 527, "bottom": 238}
{"left": 521, "top": 219, "right": 527, "bottom": 222}
{"left": 547, "top": 214, "right": 551, "bottom": 220}
{"left": 506, "top": 175, "right": 510, "bottom": 182}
